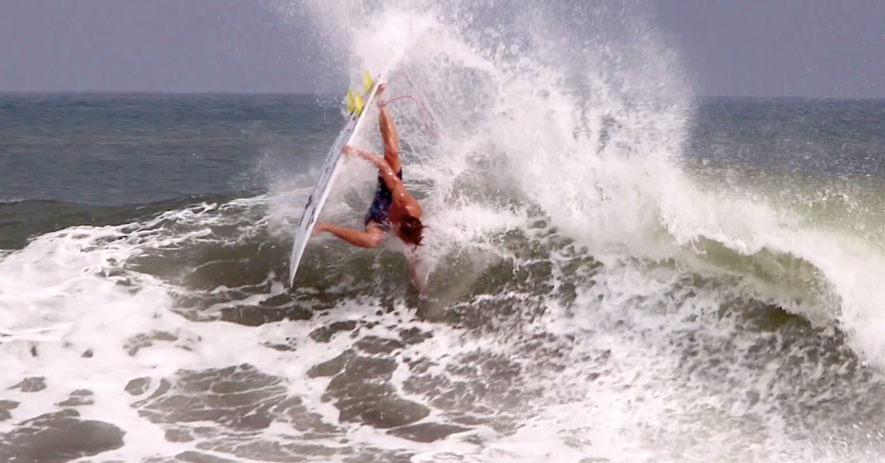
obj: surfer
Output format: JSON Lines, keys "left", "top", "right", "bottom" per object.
{"left": 313, "top": 84, "right": 427, "bottom": 290}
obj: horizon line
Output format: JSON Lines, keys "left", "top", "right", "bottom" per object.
{"left": 0, "top": 89, "right": 883, "bottom": 101}
{"left": 0, "top": 89, "right": 339, "bottom": 97}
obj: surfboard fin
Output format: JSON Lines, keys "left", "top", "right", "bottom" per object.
{"left": 346, "top": 90, "right": 357, "bottom": 114}
{"left": 364, "top": 70, "right": 375, "bottom": 94}
{"left": 345, "top": 71, "right": 373, "bottom": 114}
{"left": 355, "top": 93, "right": 366, "bottom": 115}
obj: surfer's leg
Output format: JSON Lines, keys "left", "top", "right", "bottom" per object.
{"left": 379, "top": 105, "right": 402, "bottom": 174}
{"left": 314, "top": 221, "right": 384, "bottom": 248}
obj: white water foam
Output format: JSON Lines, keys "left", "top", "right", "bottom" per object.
{"left": 0, "top": 200, "right": 484, "bottom": 460}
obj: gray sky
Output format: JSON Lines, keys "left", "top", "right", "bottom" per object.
{"left": 0, "top": 0, "right": 317, "bottom": 94}
{"left": 655, "top": 0, "right": 885, "bottom": 98}
{"left": 1, "top": 0, "right": 883, "bottom": 97}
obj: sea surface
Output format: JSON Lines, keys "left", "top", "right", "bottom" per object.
{"left": 3, "top": 2, "right": 885, "bottom": 462}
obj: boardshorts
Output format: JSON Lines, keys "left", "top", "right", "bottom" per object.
{"left": 364, "top": 170, "right": 403, "bottom": 230}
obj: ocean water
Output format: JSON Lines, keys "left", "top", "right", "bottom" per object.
{"left": 3, "top": 1, "right": 885, "bottom": 462}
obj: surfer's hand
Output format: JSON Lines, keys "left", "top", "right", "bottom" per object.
{"left": 312, "top": 222, "right": 329, "bottom": 236}
{"left": 377, "top": 83, "right": 386, "bottom": 95}
{"left": 342, "top": 145, "right": 357, "bottom": 161}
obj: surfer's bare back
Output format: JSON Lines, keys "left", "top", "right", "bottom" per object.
{"left": 313, "top": 84, "right": 427, "bottom": 291}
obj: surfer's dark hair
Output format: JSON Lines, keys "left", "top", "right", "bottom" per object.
{"left": 400, "top": 215, "right": 425, "bottom": 247}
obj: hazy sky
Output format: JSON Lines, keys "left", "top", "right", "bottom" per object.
{"left": 1, "top": 0, "right": 882, "bottom": 97}
{"left": 0, "top": 0, "right": 315, "bottom": 94}
{"left": 655, "top": 0, "right": 885, "bottom": 98}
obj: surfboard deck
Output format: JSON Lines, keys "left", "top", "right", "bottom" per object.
{"left": 288, "top": 71, "right": 385, "bottom": 287}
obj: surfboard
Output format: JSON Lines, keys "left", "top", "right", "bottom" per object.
{"left": 288, "top": 70, "right": 383, "bottom": 287}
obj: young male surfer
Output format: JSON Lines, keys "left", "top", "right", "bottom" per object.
{"left": 313, "top": 84, "right": 427, "bottom": 291}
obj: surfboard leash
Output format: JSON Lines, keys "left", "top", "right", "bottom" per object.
{"left": 377, "top": 95, "right": 441, "bottom": 139}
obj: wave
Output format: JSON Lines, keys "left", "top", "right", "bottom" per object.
{"left": 0, "top": 193, "right": 261, "bottom": 250}
{"left": 268, "top": 0, "right": 885, "bottom": 372}
{"left": 5, "top": 189, "right": 877, "bottom": 461}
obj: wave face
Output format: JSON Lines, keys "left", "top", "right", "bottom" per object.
{"left": 3, "top": 1, "right": 885, "bottom": 462}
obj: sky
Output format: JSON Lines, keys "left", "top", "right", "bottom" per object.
{"left": 655, "top": 0, "right": 885, "bottom": 98}
{"left": 0, "top": 0, "right": 316, "bottom": 94}
{"left": 1, "top": 0, "right": 883, "bottom": 98}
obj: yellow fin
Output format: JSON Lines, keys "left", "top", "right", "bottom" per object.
{"left": 364, "top": 70, "right": 375, "bottom": 94}
{"left": 355, "top": 93, "right": 365, "bottom": 115}
{"left": 346, "top": 90, "right": 356, "bottom": 113}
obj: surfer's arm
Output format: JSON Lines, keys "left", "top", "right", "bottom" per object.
{"left": 379, "top": 105, "right": 401, "bottom": 172}
{"left": 343, "top": 145, "right": 403, "bottom": 192}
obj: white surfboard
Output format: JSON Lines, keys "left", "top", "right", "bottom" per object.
{"left": 288, "top": 70, "right": 386, "bottom": 286}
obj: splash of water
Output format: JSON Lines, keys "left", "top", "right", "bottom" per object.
{"left": 272, "top": 0, "right": 885, "bottom": 374}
